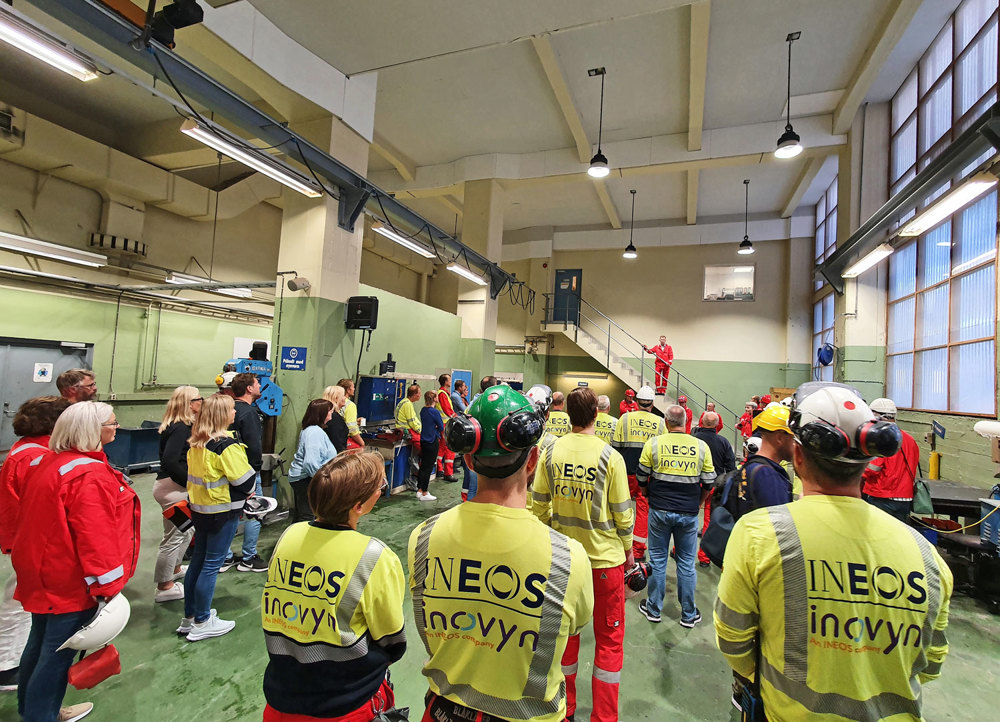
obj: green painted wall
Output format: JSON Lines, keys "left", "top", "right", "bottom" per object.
{"left": 493, "top": 353, "right": 547, "bottom": 389}
{"left": 896, "top": 411, "right": 997, "bottom": 491}
{"left": 838, "top": 345, "right": 887, "bottom": 403}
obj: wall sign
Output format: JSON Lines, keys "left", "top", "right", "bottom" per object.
{"left": 33, "top": 363, "right": 53, "bottom": 383}
{"left": 280, "top": 346, "right": 307, "bottom": 371}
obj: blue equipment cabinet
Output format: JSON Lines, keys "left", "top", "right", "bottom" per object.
{"left": 356, "top": 376, "right": 405, "bottom": 424}
{"left": 225, "top": 357, "right": 283, "bottom": 416}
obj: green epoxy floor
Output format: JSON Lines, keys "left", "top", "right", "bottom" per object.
{"left": 1, "top": 473, "right": 997, "bottom": 721}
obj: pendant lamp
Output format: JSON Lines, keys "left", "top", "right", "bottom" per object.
{"left": 588, "top": 67, "right": 610, "bottom": 178}
{"left": 623, "top": 189, "right": 638, "bottom": 259}
{"left": 737, "top": 179, "right": 755, "bottom": 255}
{"left": 775, "top": 32, "right": 803, "bottom": 159}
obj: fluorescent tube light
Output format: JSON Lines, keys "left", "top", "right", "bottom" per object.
{"left": 447, "top": 263, "right": 488, "bottom": 286}
{"left": 373, "top": 224, "right": 436, "bottom": 258}
{"left": 898, "top": 172, "right": 997, "bottom": 237}
{"left": 166, "top": 272, "right": 253, "bottom": 298}
{"left": 733, "top": 266, "right": 754, "bottom": 273}
{"left": 0, "top": 231, "right": 107, "bottom": 267}
{"left": 180, "top": 119, "right": 322, "bottom": 198}
{"left": 841, "top": 243, "right": 894, "bottom": 278}
{"left": 0, "top": 7, "right": 99, "bottom": 81}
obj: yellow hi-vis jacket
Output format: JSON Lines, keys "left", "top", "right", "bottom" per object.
{"left": 531, "top": 432, "right": 634, "bottom": 568}
{"left": 342, "top": 400, "right": 361, "bottom": 437}
{"left": 714, "top": 496, "right": 953, "bottom": 722}
{"left": 528, "top": 432, "right": 560, "bottom": 510}
{"left": 408, "top": 503, "right": 593, "bottom": 722}
{"left": 636, "top": 431, "right": 716, "bottom": 515}
{"left": 611, "top": 410, "right": 666, "bottom": 475}
{"left": 186, "top": 434, "right": 255, "bottom": 516}
{"left": 262, "top": 522, "right": 406, "bottom": 717}
{"left": 394, "top": 398, "right": 421, "bottom": 433}
{"left": 545, "top": 410, "right": 571, "bottom": 438}
{"left": 595, "top": 412, "right": 617, "bottom": 443}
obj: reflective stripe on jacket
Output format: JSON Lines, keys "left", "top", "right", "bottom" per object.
{"left": 187, "top": 435, "right": 255, "bottom": 514}
{"left": 611, "top": 410, "right": 665, "bottom": 475}
{"left": 394, "top": 398, "right": 422, "bottom": 433}
{"left": 636, "top": 431, "right": 716, "bottom": 514}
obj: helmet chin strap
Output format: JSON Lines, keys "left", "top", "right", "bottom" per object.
{"left": 471, "top": 448, "right": 532, "bottom": 479}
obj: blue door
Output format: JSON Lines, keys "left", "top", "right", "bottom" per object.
{"left": 553, "top": 269, "right": 582, "bottom": 324}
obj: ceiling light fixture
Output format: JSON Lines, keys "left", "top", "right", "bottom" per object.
{"left": 898, "top": 172, "right": 998, "bottom": 237}
{"left": 447, "top": 262, "right": 488, "bottom": 286}
{"left": 737, "top": 179, "right": 755, "bottom": 255}
{"left": 179, "top": 119, "right": 322, "bottom": 198}
{"left": 775, "top": 31, "right": 803, "bottom": 160}
{"left": 372, "top": 222, "right": 436, "bottom": 259}
{"left": 166, "top": 272, "right": 253, "bottom": 298}
{"left": 623, "top": 189, "right": 638, "bottom": 259}
{"left": 0, "top": 230, "right": 107, "bottom": 267}
{"left": 587, "top": 67, "right": 610, "bottom": 178}
{"left": 841, "top": 243, "right": 894, "bottom": 278}
{"left": 0, "top": 6, "right": 99, "bottom": 82}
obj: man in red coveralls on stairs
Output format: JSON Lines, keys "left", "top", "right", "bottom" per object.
{"left": 644, "top": 336, "right": 673, "bottom": 395}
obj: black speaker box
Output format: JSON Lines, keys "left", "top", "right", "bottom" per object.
{"left": 346, "top": 296, "right": 378, "bottom": 330}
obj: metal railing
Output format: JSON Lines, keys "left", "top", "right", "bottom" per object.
{"left": 542, "top": 293, "right": 742, "bottom": 431}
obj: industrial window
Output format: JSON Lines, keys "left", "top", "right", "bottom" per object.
{"left": 814, "top": 178, "right": 838, "bottom": 291}
{"left": 812, "top": 293, "right": 834, "bottom": 382}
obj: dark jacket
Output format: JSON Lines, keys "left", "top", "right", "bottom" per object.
{"left": 230, "top": 400, "right": 263, "bottom": 473}
{"left": 324, "top": 413, "right": 349, "bottom": 454}
{"left": 734, "top": 455, "right": 792, "bottom": 518}
{"left": 692, "top": 427, "right": 736, "bottom": 477}
{"left": 419, "top": 406, "right": 444, "bottom": 444}
{"left": 158, "top": 421, "right": 192, "bottom": 487}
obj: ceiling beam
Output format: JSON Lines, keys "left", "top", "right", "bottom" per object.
{"left": 833, "top": 0, "right": 921, "bottom": 134}
{"left": 530, "top": 34, "right": 592, "bottom": 164}
{"left": 687, "top": 1, "right": 711, "bottom": 152}
{"left": 781, "top": 156, "right": 825, "bottom": 218}
{"left": 372, "top": 132, "right": 417, "bottom": 182}
{"left": 437, "top": 194, "right": 464, "bottom": 218}
{"left": 593, "top": 181, "right": 622, "bottom": 229}
{"left": 686, "top": 169, "right": 699, "bottom": 224}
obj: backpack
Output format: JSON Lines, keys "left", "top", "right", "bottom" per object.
{"left": 700, "top": 463, "right": 761, "bottom": 568}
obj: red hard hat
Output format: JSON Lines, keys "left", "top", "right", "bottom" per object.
{"left": 678, "top": 395, "right": 687, "bottom": 403}
{"left": 625, "top": 389, "right": 635, "bottom": 398}
{"left": 761, "top": 394, "right": 772, "bottom": 404}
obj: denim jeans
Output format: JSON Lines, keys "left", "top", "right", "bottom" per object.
{"left": 862, "top": 494, "right": 911, "bottom": 523}
{"left": 646, "top": 508, "right": 699, "bottom": 621}
{"left": 185, "top": 514, "right": 240, "bottom": 623}
{"left": 457, "top": 455, "right": 479, "bottom": 500}
{"left": 241, "top": 474, "right": 263, "bottom": 558}
{"left": 18, "top": 607, "right": 97, "bottom": 722}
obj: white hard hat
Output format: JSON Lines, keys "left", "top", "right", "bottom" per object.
{"left": 57, "top": 594, "right": 131, "bottom": 652}
{"left": 525, "top": 384, "right": 553, "bottom": 414}
{"left": 791, "top": 383, "right": 901, "bottom": 462}
{"left": 869, "top": 398, "right": 898, "bottom": 416}
{"left": 243, "top": 495, "right": 278, "bottom": 520}
{"left": 780, "top": 397, "right": 793, "bottom": 407}
{"left": 744, "top": 436, "right": 762, "bottom": 455}
{"left": 636, "top": 386, "right": 656, "bottom": 401}
{"left": 216, "top": 371, "right": 237, "bottom": 389}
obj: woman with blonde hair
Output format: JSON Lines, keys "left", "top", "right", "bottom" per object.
{"left": 322, "top": 385, "right": 349, "bottom": 453}
{"left": 181, "top": 394, "right": 255, "bottom": 642}
{"left": 12, "top": 401, "right": 140, "bottom": 722}
{"left": 262, "top": 452, "right": 405, "bottom": 721}
{"left": 152, "top": 386, "right": 203, "bottom": 603}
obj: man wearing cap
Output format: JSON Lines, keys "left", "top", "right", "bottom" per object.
{"left": 595, "top": 395, "right": 617, "bottom": 443}
{"left": 611, "top": 385, "right": 664, "bottom": 562}
{"left": 619, "top": 390, "right": 638, "bottom": 416}
{"left": 677, "top": 396, "right": 693, "bottom": 434}
{"left": 409, "top": 385, "right": 594, "bottom": 722}
{"left": 732, "top": 405, "right": 796, "bottom": 519}
{"left": 715, "top": 383, "right": 952, "bottom": 720}
{"left": 643, "top": 336, "right": 673, "bottom": 395}
{"left": 862, "top": 397, "right": 919, "bottom": 522}
{"left": 532, "top": 388, "right": 633, "bottom": 722}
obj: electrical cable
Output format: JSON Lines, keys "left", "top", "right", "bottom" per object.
{"left": 288, "top": 135, "right": 341, "bottom": 200}
{"left": 910, "top": 503, "right": 1000, "bottom": 534}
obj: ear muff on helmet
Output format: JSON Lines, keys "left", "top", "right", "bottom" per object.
{"left": 445, "top": 415, "right": 482, "bottom": 455}
{"left": 796, "top": 420, "right": 853, "bottom": 458}
{"left": 856, "top": 420, "right": 902, "bottom": 458}
{"left": 496, "top": 410, "right": 545, "bottom": 451}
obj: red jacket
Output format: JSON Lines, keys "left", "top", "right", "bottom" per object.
{"left": 737, "top": 412, "right": 754, "bottom": 438}
{"left": 648, "top": 343, "right": 673, "bottom": 367}
{"left": 682, "top": 406, "right": 693, "bottom": 434}
{"left": 13, "top": 449, "right": 140, "bottom": 614}
{"left": 863, "top": 431, "right": 919, "bottom": 499}
{"left": 0, "top": 435, "right": 53, "bottom": 554}
{"left": 697, "top": 412, "right": 724, "bottom": 433}
{"left": 619, "top": 400, "right": 638, "bottom": 416}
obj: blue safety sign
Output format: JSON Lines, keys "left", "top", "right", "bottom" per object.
{"left": 932, "top": 420, "right": 946, "bottom": 439}
{"left": 280, "top": 346, "right": 307, "bottom": 371}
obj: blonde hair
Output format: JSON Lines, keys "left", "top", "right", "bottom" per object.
{"left": 189, "top": 394, "right": 234, "bottom": 448}
{"left": 323, "top": 385, "right": 346, "bottom": 407}
{"left": 308, "top": 452, "right": 384, "bottom": 524}
{"left": 50, "top": 401, "right": 114, "bottom": 453}
{"left": 159, "top": 385, "right": 200, "bottom": 432}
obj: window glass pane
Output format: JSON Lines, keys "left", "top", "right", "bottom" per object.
{"left": 822, "top": 293, "right": 834, "bottom": 330}
{"left": 827, "top": 180, "right": 837, "bottom": 211}
{"left": 888, "top": 298, "right": 916, "bottom": 354}
{"left": 956, "top": 17, "right": 998, "bottom": 117}
{"left": 887, "top": 353, "right": 914, "bottom": 408}
{"left": 813, "top": 302, "right": 823, "bottom": 336}
{"left": 951, "top": 264, "right": 996, "bottom": 342}
{"left": 921, "top": 180, "right": 952, "bottom": 209}
{"left": 816, "top": 194, "right": 826, "bottom": 222}
{"left": 950, "top": 341, "right": 995, "bottom": 413}
{"left": 919, "top": 77, "right": 953, "bottom": 154}
{"left": 953, "top": 190, "right": 997, "bottom": 273}
{"left": 892, "top": 71, "right": 918, "bottom": 132}
{"left": 914, "top": 348, "right": 948, "bottom": 410}
{"left": 920, "top": 21, "right": 953, "bottom": 91}
{"left": 956, "top": 0, "right": 996, "bottom": 48}
{"left": 826, "top": 209, "right": 837, "bottom": 252}
{"left": 891, "top": 117, "right": 917, "bottom": 183}
{"left": 889, "top": 242, "right": 917, "bottom": 300}
{"left": 820, "top": 365, "right": 834, "bottom": 382}
{"left": 916, "top": 285, "right": 950, "bottom": 347}
{"left": 918, "top": 223, "right": 952, "bottom": 289}
{"left": 957, "top": 89, "right": 997, "bottom": 136}
{"left": 815, "top": 222, "right": 825, "bottom": 260}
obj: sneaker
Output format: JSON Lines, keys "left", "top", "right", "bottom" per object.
{"left": 186, "top": 611, "right": 235, "bottom": 641}
{"left": 177, "top": 608, "right": 215, "bottom": 635}
{"left": 679, "top": 609, "right": 703, "bottom": 628}
{"left": 172, "top": 565, "right": 189, "bottom": 580}
{"left": 154, "top": 582, "right": 185, "bottom": 603}
{"left": 732, "top": 694, "right": 743, "bottom": 711}
{"left": 638, "top": 600, "right": 661, "bottom": 623}
{"left": 58, "top": 703, "right": 94, "bottom": 722}
{"left": 0, "top": 666, "right": 17, "bottom": 692}
{"left": 219, "top": 554, "right": 240, "bottom": 572}
{"left": 416, "top": 491, "right": 437, "bottom": 502}
{"left": 237, "top": 554, "right": 268, "bottom": 573}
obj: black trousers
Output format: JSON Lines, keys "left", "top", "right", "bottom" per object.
{"left": 417, "top": 442, "right": 438, "bottom": 492}
{"left": 290, "top": 479, "right": 314, "bottom": 522}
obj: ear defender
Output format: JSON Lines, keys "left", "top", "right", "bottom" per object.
{"left": 496, "top": 409, "right": 545, "bottom": 451}
{"left": 796, "top": 421, "right": 852, "bottom": 458}
{"left": 856, "top": 420, "right": 902, "bottom": 458}
{"left": 445, "top": 415, "right": 482, "bottom": 455}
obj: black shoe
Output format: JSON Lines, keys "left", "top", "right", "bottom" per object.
{"left": 237, "top": 554, "right": 268, "bottom": 573}
{"left": 219, "top": 554, "right": 241, "bottom": 573}
{"left": 0, "top": 666, "right": 18, "bottom": 692}
{"left": 442, "top": 475, "right": 458, "bottom": 483}
{"left": 699, "top": 560, "right": 710, "bottom": 568}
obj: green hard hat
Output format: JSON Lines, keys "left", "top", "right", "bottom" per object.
{"left": 445, "top": 384, "right": 544, "bottom": 458}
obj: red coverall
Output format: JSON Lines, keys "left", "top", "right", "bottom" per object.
{"left": 435, "top": 388, "right": 455, "bottom": 477}
{"left": 697, "top": 412, "right": 724, "bottom": 433}
{"left": 737, "top": 412, "right": 754, "bottom": 439}
{"left": 619, "top": 399, "right": 638, "bottom": 416}
{"left": 647, "top": 343, "right": 673, "bottom": 394}
{"left": 680, "top": 405, "right": 693, "bottom": 434}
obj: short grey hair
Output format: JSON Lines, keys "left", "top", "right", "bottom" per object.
{"left": 50, "top": 401, "right": 114, "bottom": 453}
{"left": 700, "top": 411, "right": 719, "bottom": 428}
{"left": 597, "top": 395, "right": 611, "bottom": 411}
{"left": 665, "top": 405, "right": 687, "bottom": 429}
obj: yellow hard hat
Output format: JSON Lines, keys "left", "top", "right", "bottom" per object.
{"left": 752, "top": 404, "right": 793, "bottom": 435}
